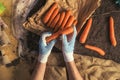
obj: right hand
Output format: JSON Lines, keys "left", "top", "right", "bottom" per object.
{"left": 38, "top": 32, "right": 56, "bottom": 63}
{"left": 61, "top": 26, "right": 77, "bottom": 62}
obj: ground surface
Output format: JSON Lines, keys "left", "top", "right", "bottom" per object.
{"left": 27, "top": 0, "right": 120, "bottom": 63}
{"left": 75, "top": 0, "right": 120, "bottom": 63}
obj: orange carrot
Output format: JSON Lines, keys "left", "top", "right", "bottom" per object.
{"left": 79, "top": 18, "right": 93, "bottom": 43}
{"left": 46, "top": 31, "right": 60, "bottom": 43}
{"left": 85, "top": 44, "right": 105, "bottom": 56}
{"left": 109, "top": 16, "right": 117, "bottom": 47}
{"left": 73, "top": 20, "right": 78, "bottom": 26}
{"left": 42, "top": 3, "right": 58, "bottom": 24}
{"left": 64, "top": 16, "right": 75, "bottom": 28}
{"left": 61, "top": 10, "right": 71, "bottom": 29}
{"left": 46, "top": 27, "right": 73, "bottom": 43}
{"left": 47, "top": 8, "right": 59, "bottom": 27}
{"left": 50, "top": 13, "right": 60, "bottom": 28}
{"left": 61, "top": 27, "right": 73, "bottom": 35}
{"left": 54, "top": 12, "right": 65, "bottom": 32}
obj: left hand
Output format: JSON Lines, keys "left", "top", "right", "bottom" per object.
{"left": 61, "top": 26, "right": 77, "bottom": 62}
{"left": 38, "top": 32, "right": 56, "bottom": 63}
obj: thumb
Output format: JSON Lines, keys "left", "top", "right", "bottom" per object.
{"left": 69, "top": 26, "right": 77, "bottom": 44}
{"left": 72, "top": 26, "right": 77, "bottom": 39}
{"left": 47, "top": 40, "right": 56, "bottom": 50}
{"left": 61, "top": 34, "right": 68, "bottom": 46}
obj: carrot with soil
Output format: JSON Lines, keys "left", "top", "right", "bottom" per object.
{"left": 79, "top": 18, "right": 93, "bottom": 43}
{"left": 73, "top": 20, "right": 78, "bottom": 26}
{"left": 46, "top": 27, "right": 73, "bottom": 43}
{"left": 109, "top": 16, "right": 117, "bottom": 47}
{"left": 85, "top": 44, "right": 105, "bottom": 56}
{"left": 42, "top": 2, "right": 58, "bottom": 24}
{"left": 47, "top": 8, "right": 59, "bottom": 27}
{"left": 61, "top": 10, "right": 71, "bottom": 29}
{"left": 46, "top": 31, "right": 60, "bottom": 43}
{"left": 61, "top": 27, "right": 73, "bottom": 35}
{"left": 64, "top": 16, "right": 75, "bottom": 28}
{"left": 54, "top": 12, "right": 65, "bottom": 32}
{"left": 50, "top": 13, "right": 60, "bottom": 28}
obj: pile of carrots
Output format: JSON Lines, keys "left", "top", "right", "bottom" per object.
{"left": 42, "top": 2, "right": 77, "bottom": 42}
{"left": 42, "top": 2, "right": 117, "bottom": 56}
{"left": 79, "top": 16, "right": 117, "bottom": 56}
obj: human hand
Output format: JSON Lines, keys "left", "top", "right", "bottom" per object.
{"left": 61, "top": 26, "right": 77, "bottom": 62}
{"left": 38, "top": 32, "right": 56, "bottom": 63}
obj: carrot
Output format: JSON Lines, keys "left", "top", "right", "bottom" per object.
{"left": 54, "top": 12, "right": 65, "bottom": 32}
{"left": 61, "top": 27, "right": 73, "bottom": 35}
{"left": 47, "top": 8, "right": 59, "bottom": 27}
{"left": 64, "top": 16, "right": 75, "bottom": 28}
{"left": 109, "top": 16, "right": 117, "bottom": 47}
{"left": 46, "top": 31, "right": 60, "bottom": 43}
{"left": 46, "top": 27, "right": 73, "bottom": 43}
{"left": 61, "top": 10, "right": 71, "bottom": 29}
{"left": 85, "top": 44, "right": 105, "bottom": 56}
{"left": 42, "top": 3, "right": 58, "bottom": 24}
{"left": 79, "top": 18, "right": 93, "bottom": 43}
{"left": 73, "top": 20, "right": 78, "bottom": 26}
{"left": 50, "top": 13, "right": 60, "bottom": 28}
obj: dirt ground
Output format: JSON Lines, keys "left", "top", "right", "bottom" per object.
{"left": 75, "top": 0, "right": 120, "bottom": 63}
{"left": 27, "top": 0, "right": 120, "bottom": 63}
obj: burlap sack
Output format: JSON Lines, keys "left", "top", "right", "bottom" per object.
{"left": 1, "top": 52, "right": 120, "bottom": 80}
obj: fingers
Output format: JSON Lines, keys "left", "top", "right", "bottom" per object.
{"left": 73, "top": 26, "right": 77, "bottom": 38}
{"left": 72, "top": 26, "right": 77, "bottom": 40}
{"left": 61, "top": 34, "right": 68, "bottom": 46}
{"left": 39, "top": 32, "right": 56, "bottom": 57}
{"left": 61, "top": 26, "right": 77, "bottom": 46}
{"left": 40, "top": 32, "right": 52, "bottom": 46}
{"left": 69, "top": 26, "right": 77, "bottom": 45}
{"left": 47, "top": 39, "right": 56, "bottom": 50}
{"left": 41, "top": 32, "right": 52, "bottom": 42}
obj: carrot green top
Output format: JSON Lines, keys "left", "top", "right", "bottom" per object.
{"left": 0, "top": 2, "right": 5, "bottom": 15}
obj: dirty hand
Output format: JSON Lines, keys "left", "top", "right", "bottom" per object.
{"left": 61, "top": 26, "right": 77, "bottom": 62}
{"left": 38, "top": 32, "right": 56, "bottom": 63}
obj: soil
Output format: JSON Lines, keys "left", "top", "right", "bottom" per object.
{"left": 26, "top": 0, "right": 120, "bottom": 63}
{"left": 75, "top": 0, "right": 120, "bottom": 63}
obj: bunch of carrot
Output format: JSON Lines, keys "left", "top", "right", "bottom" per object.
{"left": 42, "top": 2, "right": 78, "bottom": 43}
{"left": 79, "top": 16, "right": 117, "bottom": 56}
{"left": 42, "top": 2, "right": 117, "bottom": 56}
